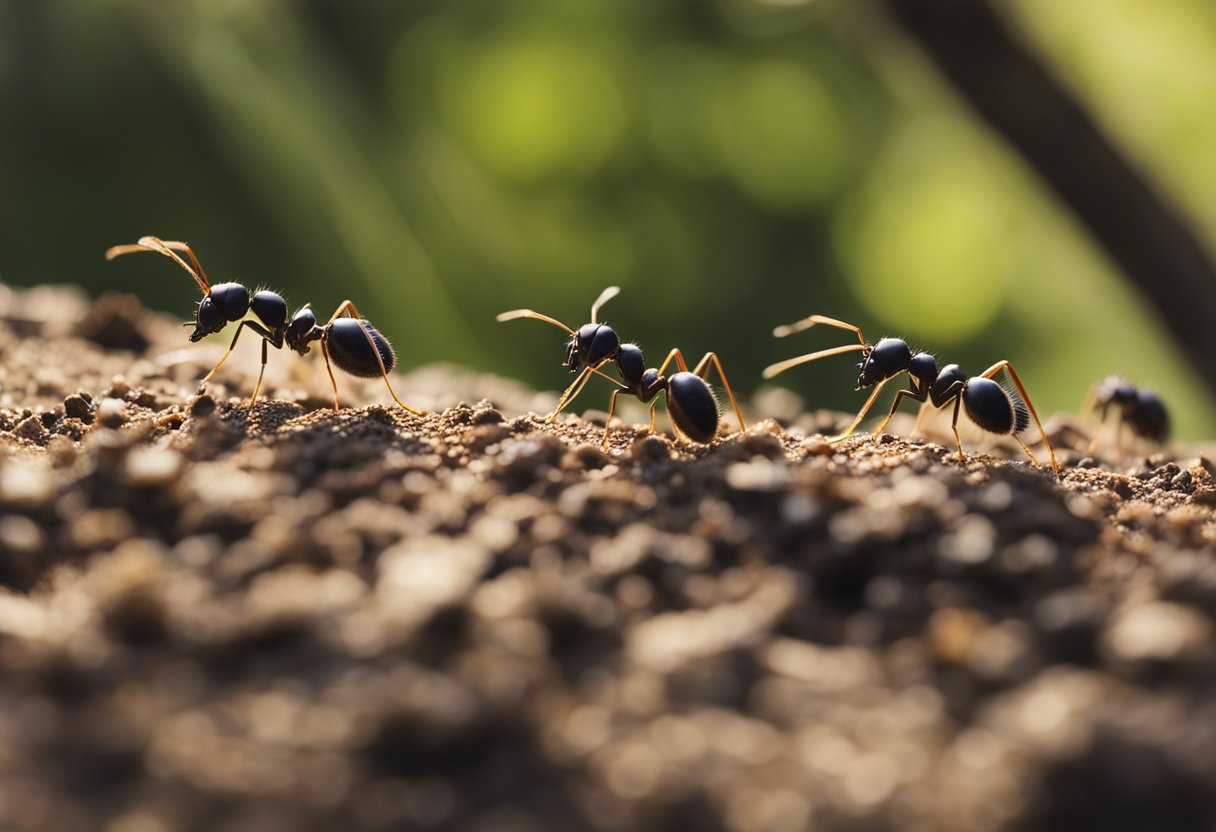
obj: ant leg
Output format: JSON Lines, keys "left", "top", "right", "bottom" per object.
{"left": 911, "top": 399, "right": 931, "bottom": 438}
{"left": 547, "top": 364, "right": 598, "bottom": 422}
{"left": 827, "top": 376, "right": 892, "bottom": 443}
{"left": 873, "top": 387, "right": 926, "bottom": 437}
{"left": 762, "top": 344, "right": 868, "bottom": 380}
{"left": 980, "top": 360, "right": 1060, "bottom": 478}
{"left": 602, "top": 389, "right": 623, "bottom": 449}
{"left": 324, "top": 299, "right": 425, "bottom": 415}
{"left": 1013, "top": 434, "right": 1041, "bottom": 466}
{"left": 654, "top": 348, "right": 691, "bottom": 376}
{"left": 201, "top": 319, "right": 278, "bottom": 384}
{"left": 1078, "top": 383, "right": 1099, "bottom": 422}
{"left": 690, "top": 352, "right": 747, "bottom": 434}
{"left": 1086, "top": 404, "right": 1111, "bottom": 456}
{"left": 247, "top": 337, "right": 270, "bottom": 412}
{"left": 950, "top": 394, "right": 965, "bottom": 462}
{"left": 649, "top": 402, "right": 658, "bottom": 434}
{"left": 320, "top": 337, "right": 342, "bottom": 411}
{"left": 772, "top": 314, "right": 867, "bottom": 345}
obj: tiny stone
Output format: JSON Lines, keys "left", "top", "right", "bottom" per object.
{"left": 739, "top": 431, "right": 784, "bottom": 460}
{"left": 1105, "top": 602, "right": 1211, "bottom": 663}
{"left": 189, "top": 394, "right": 217, "bottom": 418}
{"left": 108, "top": 376, "right": 131, "bottom": 398}
{"left": 63, "top": 393, "right": 94, "bottom": 421}
{"left": 124, "top": 447, "right": 183, "bottom": 488}
{"left": 1190, "top": 487, "right": 1216, "bottom": 505}
{"left": 803, "top": 440, "right": 833, "bottom": 457}
{"left": 13, "top": 415, "right": 47, "bottom": 442}
{"left": 472, "top": 407, "right": 504, "bottom": 426}
{"left": 630, "top": 435, "right": 670, "bottom": 463}
{"left": 97, "top": 398, "right": 128, "bottom": 428}
{"left": 0, "top": 515, "right": 44, "bottom": 554}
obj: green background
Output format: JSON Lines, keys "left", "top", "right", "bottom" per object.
{"left": 3, "top": 0, "right": 1215, "bottom": 436}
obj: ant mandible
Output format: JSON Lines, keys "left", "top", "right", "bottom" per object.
{"left": 497, "top": 287, "right": 747, "bottom": 446}
{"left": 1082, "top": 375, "right": 1169, "bottom": 454}
{"left": 762, "top": 314, "right": 1060, "bottom": 477}
{"left": 105, "top": 236, "right": 423, "bottom": 415}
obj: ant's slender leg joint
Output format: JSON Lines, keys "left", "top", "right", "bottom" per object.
{"left": 248, "top": 336, "right": 270, "bottom": 412}
{"left": 873, "top": 386, "right": 926, "bottom": 437}
{"left": 691, "top": 352, "right": 747, "bottom": 435}
{"left": 320, "top": 337, "right": 342, "bottom": 411}
{"left": 827, "top": 376, "right": 892, "bottom": 443}
{"left": 654, "top": 348, "right": 691, "bottom": 377}
{"left": 911, "top": 399, "right": 931, "bottom": 438}
{"left": 547, "top": 363, "right": 598, "bottom": 422}
{"left": 602, "top": 390, "right": 623, "bottom": 449}
{"left": 950, "top": 394, "right": 965, "bottom": 462}
{"left": 202, "top": 319, "right": 278, "bottom": 385}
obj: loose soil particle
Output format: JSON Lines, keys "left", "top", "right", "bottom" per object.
{"left": 2, "top": 285, "right": 1216, "bottom": 832}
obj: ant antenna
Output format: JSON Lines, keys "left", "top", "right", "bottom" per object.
{"left": 762, "top": 344, "right": 868, "bottom": 379}
{"left": 590, "top": 285, "right": 620, "bottom": 324}
{"left": 773, "top": 314, "right": 866, "bottom": 344}
{"left": 495, "top": 308, "right": 575, "bottom": 335}
{"left": 105, "top": 235, "right": 211, "bottom": 296}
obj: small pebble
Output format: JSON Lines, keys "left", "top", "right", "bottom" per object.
{"left": 63, "top": 393, "right": 94, "bottom": 422}
{"left": 97, "top": 398, "right": 128, "bottom": 428}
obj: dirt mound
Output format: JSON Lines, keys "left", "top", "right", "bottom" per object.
{"left": 2, "top": 286, "right": 1216, "bottom": 832}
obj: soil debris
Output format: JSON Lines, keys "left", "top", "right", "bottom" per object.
{"left": 2, "top": 286, "right": 1216, "bottom": 831}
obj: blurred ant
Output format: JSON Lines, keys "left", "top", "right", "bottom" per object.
{"left": 105, "top": 236, "right": 423, "bottom": 415}
{"left": 1081, "top": 375, "right": 1169, "bottom": 454}
{"left": 762, "top": 314, "right": 1059, "bottom": 477}
{"left": 497, "top": 287, "right": 746, "bottom": 446}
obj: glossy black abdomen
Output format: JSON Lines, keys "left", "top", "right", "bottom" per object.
{"left": 666, "top": 372, "right": 719, "bottom": 443}
{"left": 962, "top": 377, "right": 1019, "bottom": 435}
{"left": 326, "top": 318, "right": 397, "bottom": 377}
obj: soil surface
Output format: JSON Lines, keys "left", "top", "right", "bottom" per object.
{"left": 3, "top": 285, "right": 1216, "bottom": 832}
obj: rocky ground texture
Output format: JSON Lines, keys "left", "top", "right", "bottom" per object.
{"left": 2, "top": 285, "right": 1216, "bottom": 832}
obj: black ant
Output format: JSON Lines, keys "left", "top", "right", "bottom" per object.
{"left": 497, "top": 287, "right": 746, "bottom": 446}
{"left": 105, "top": 236, "right": 423, "bottom": 415}
{"left": 1082, "top": 375, "right": 1169, "bottom": 454}
{"left": 762, "top": 314, "right": 1060, "bottom": 477}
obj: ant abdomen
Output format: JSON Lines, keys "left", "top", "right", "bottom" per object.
{"left": 666, "top": 372, "right": 720, "bottom": 443}
{"left": 326, "top": 318, "right": 397, "bottom": 378}
{"left": 963, "top": 377, "right": 1029, "bottom": 436}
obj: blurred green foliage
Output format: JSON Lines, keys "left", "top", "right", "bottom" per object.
{"left": 3, "top": 0, "right": 1216, "bottom": 436}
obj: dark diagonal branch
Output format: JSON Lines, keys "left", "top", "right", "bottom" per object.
{"left": 877, "top": 0, "right": 1216, "bottom": 395}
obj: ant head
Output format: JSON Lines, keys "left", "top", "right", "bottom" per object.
{"left": 857, "top": 337, "right": 912, "bottom": 389}
{"left": 285, "top": 306, "right": 319, "bottom": 355}
{"left": 190, "top": 296, "right": 227, "bottom": 342}
{"left": 566, "top": 323, "right": 620, "bottom": 372}
{"left": 1098, "top": 375, "right": 1137, "bottom": 407}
